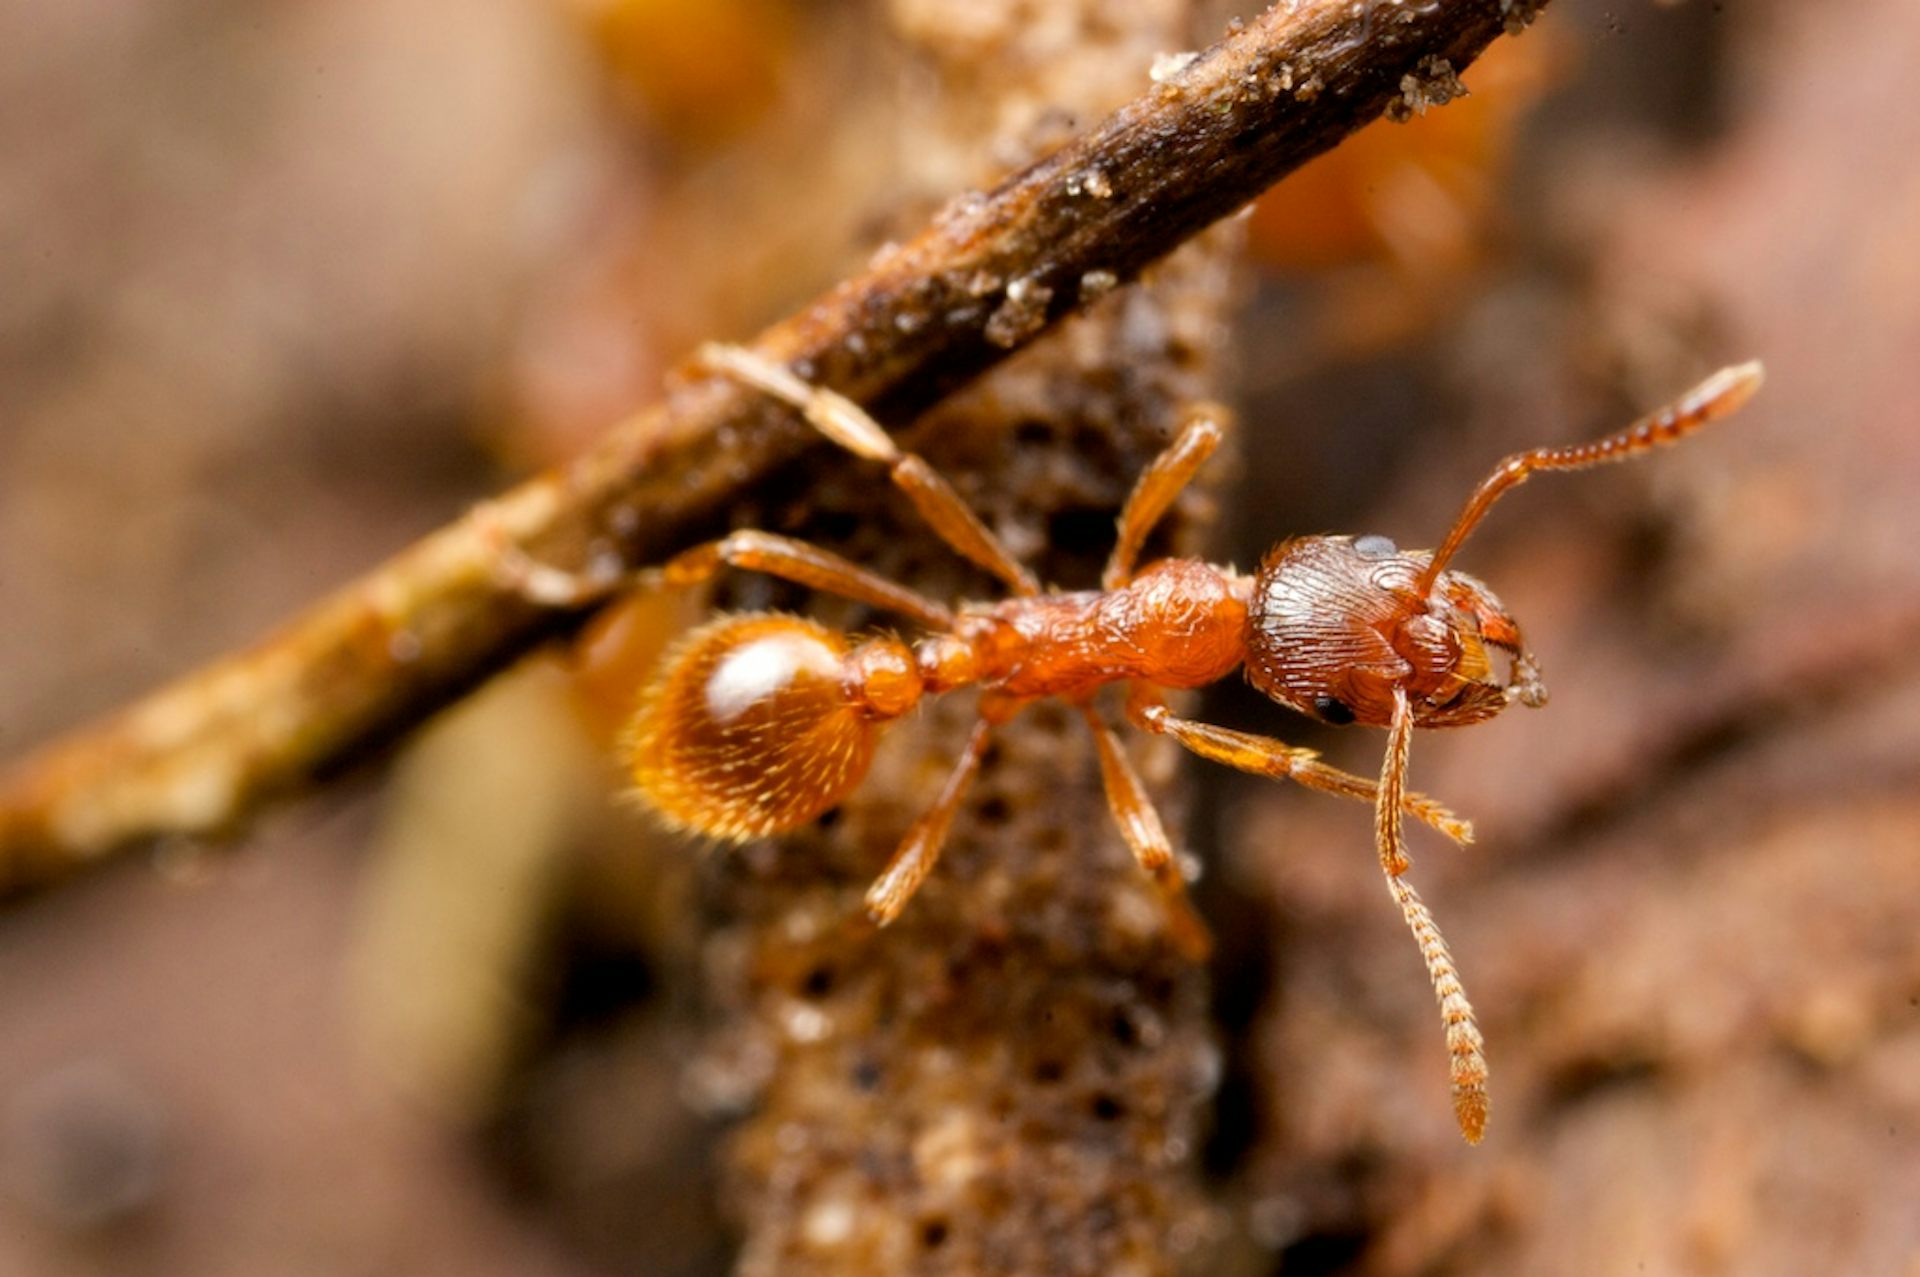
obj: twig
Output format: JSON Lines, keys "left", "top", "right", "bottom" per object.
{"left": 0, "top": 0, "right": 1548, "bottom": 895}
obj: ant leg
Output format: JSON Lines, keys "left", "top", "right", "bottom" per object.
{"left": 1078, "top": 704, "right": 1212, "bottom": 960}
{"left": 1123, "top": 685, "right": 1473, "bottom": 845}
{"left": 1102, "top": 405, "right": 1227, "bottom": 589}
{"left": 658, "top": 532, "right": 954, "bottom": 631}
{"left": 865, "top": 720, "right": 994, "bottom": 926}
{"left": 478, "top": 503, "right": 633, "bottom": 608}
{"left": 698, "top": 343, "right": 1041, "bottom": 596}
{"left": 491, "top": 517, "right": 955, "bottom": 633}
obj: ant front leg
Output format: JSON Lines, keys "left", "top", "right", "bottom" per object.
{"left": 697, "top": 343, "right": 1040, "bottom": 596}
{"left": 1078, "top": 703, "right": 1212, "bottom": 960}
{"left": 1129, "top": 686, "right": 1490, "bottom": 1140}
{"left": 1123, "top": 685, "right": 1474, "bottom": 846}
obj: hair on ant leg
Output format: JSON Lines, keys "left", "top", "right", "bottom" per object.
{"left": 512, "top": 343, "right": 1762, "bottom": 1142}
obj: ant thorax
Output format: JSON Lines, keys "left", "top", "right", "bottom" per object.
{"left": 1244, "top": 533, "right": 1542, "bottom": 730}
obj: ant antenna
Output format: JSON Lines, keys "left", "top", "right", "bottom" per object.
{"left": 1376, "top": 362, "right": 1762, "bottom": 1140}
{"left": 1374, "top": 687, "right": 1489, "bottom": 1142}
{"left": 1389, "top": 870, "right": 1489, "bottom": 1142}
{"left": 1415, "top": 362, "right": 1765, "bottom": 596}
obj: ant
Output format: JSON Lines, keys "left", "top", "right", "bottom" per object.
{"left": 500, "top": 344, "right": 1763, "bottom": 1143}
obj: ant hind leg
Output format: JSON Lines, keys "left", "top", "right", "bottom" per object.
{"left": 489, "top": 514, "right": 955, "bottom": 633}
{"left": 698, "top": 343, "right": 1040, "bottom": 596}
{"left": 478, "top": 503, "right": 631, "bottom": 608}
{"left": 659, "top": 531, "right": 954, "bottom": 631}
{"left": 865, "top": 720, "right": 995, "bottom": 926}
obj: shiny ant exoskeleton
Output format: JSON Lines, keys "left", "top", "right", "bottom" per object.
{"left": 502, "top": 345, "right": 1762, "bottom": 1142}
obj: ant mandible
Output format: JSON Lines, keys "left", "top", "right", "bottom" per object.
{"left": 506, "top": 345, "right": 1763, "bottom": 1143}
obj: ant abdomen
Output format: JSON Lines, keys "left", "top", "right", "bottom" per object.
{"left": 625, "top": 613, "right": 896, "bottom": 840}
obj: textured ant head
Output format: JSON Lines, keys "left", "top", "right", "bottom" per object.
{"left": 1241, "top": 362, "right": 1767, "bottom": 736}
{"left": 1240, "top": 364, "right": 1760, "bottom": 1145}
{"left": 1243, "top": 533, "right": 1545, "bottom": 730}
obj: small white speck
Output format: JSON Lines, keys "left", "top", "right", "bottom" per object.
{"left": 1150, "top": 50, "right": 1199, "bottom": 83}
{"left": 782, "top": 1002, "right": 830, "bottom": 1043}
{"left": 802, "top": 1197, "right": 856, "bottom": 1247}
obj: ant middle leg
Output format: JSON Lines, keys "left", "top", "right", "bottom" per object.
{"left": 1078, "top": 703, "right": 1213, "bottom": 960}
{"left": 1103, "top": 404, "right": 1227, "bottom": 589}
{"left": 1123, "top": 685, "right": 1474, "bottom": 846}
{"left": 697, "top": 343, "right": 1040, "bottom": 596}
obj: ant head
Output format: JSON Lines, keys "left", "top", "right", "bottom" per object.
{"left": 1242, "top": 364, "right": 1761, "bottom": 1145}
{"left": 1244, "top": 362, "right": 1764, "bottom": 735}
{"left": 1243, "top": 534, "right": 1545, "bottom": 731}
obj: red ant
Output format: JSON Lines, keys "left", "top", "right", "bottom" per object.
{"left": 501, "top": 345, "right": 1763, "bottom": 1142}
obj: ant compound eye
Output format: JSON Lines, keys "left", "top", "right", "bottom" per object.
{"left": 1313, "top": 695, "right": 1357, "bottom": 726}
{"left": 1352, "top": 534, "right": 1398, "bottom": 561}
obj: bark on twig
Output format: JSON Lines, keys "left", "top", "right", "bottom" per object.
{"left": 704, "top": 6, "right": 1231, "bottom": 1271}
{"left": 0, "top": 0, "right": 1548, "bottom": 894}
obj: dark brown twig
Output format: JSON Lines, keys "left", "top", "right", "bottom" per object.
{"left": 0, "top": 0, "right": 1547, "bottom": 895}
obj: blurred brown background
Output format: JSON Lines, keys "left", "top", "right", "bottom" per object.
{"left": 3, "top": 1, "right": 1918, "bottom": 1275}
